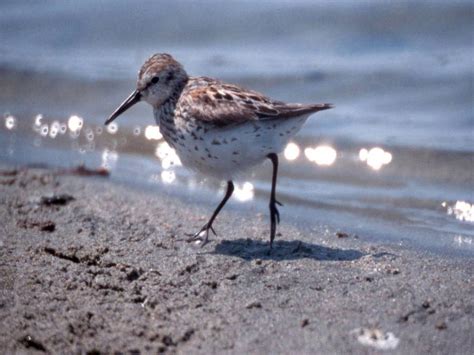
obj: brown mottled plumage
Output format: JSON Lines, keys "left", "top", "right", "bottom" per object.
{"left": 179, "top": 77, "right": 331, "bottom": 126}
{"left": 106, "top": 53, "right": 332, "bottom": 248}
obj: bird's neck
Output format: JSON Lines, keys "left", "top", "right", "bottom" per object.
{"left": 153, "top": 78, "right": 187, "bottom": 125}
{"left": 154, "top": 100, "right": 175, "bottom": 125}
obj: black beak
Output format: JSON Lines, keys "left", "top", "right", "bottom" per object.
{"left": 105, "top": 90, "right": 141, "bottom": 125}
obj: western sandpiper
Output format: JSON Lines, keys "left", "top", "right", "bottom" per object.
{"left": 106, "top": 53, "right": 332, "bottom": 248}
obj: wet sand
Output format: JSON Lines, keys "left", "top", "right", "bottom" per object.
{"left": 0, "top": 165, "right": 472, "bottom": 354}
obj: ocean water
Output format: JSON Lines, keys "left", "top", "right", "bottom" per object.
{"left": 1, "top": 0, "right": 473, "bottom": 256}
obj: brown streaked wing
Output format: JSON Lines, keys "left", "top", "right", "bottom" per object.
{"left": 270, "top": 102, "right": 333, "bottom": 119}
{"left": 179, "top": 78, "right": 332, "bottom": 127}
{"left": 179, "top": 86, "right": 259, "bottom": 127}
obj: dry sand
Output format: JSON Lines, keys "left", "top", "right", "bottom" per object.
{"left": 0, "top": 166, "right": 472, "bottom": 354}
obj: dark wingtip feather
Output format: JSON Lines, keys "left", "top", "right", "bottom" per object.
{"left": 294, "top": 102, "right": 333, "bottom": 116}
{"left": 313, "top": 103, "right": 333, "bottom": 111}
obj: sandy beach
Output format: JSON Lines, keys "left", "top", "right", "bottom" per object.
{"left": 1, "top": 1, "right": 473, "bottom": 353}
{"left": 0, "top": 165, "right": 472, "bottom": 354}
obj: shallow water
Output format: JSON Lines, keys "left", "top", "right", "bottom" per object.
{"left": 1, "top": 0, "right": 473, "bottom": 256}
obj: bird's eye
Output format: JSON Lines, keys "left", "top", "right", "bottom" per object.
{"left": 151, "top": 76, "right": 159, "bottom": 84}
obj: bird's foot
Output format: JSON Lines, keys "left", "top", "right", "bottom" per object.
{"left": 269, "top": 199, "right": 283, "bottom": 249}
{"left": 270, "top": 199, "right": 283, "bottom": 224}
{"left": 187, "top": 222, "right": 217, "bottom": 247}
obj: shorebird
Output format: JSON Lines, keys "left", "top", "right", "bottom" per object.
{"left": 106, "top": 53, "right": 331, "bottom": 248}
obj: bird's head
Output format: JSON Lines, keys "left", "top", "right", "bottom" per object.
{"left": 105, "top": 53, "right": 188, "bottom": 125}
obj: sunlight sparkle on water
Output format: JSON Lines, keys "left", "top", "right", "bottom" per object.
{"left": 443, "top": 200, "right": 474, "bottom": 223}
{"left": 5, "top": 115, "right": 17, "bottom": 130}
{"left": 161, "top": 170, "right": 176, "bottom": 184}
{"left": 155, "top": 142, "right": 182, "bottom": 169}
{"left": 234, "top": 182, "right": 254, "bottom": 202}
{"left": 40, "top": 125, "right": 49, "bottom": 137}
{"left": 34, "top": 114, "right": 43, "bottom": 128}
{"left": 359, "top": 147, "right": 392, "bottom": 170}
{"left": 145, "top": 125, "right": 162, "bottom": 140}
{"left": 106, "top": 122, "right": 118, "bottom": 134}
{"left": 284, "top": 142, "right": 300, "bottom": 161}
{"left": 101, "top": 148, "right": 118, "bottom": 170}
{"left": 68, "top": 115, "right": 83, "bottom": 132}
{"left": 453, "top": 235, "right": 473, "bottom": 248}
{"left": 304, "top": 145, "right": 337, "bottom": 166}
{"left": 49, "top": 121, "right": 61, "bottom": 138}
{"left": 85, "top": 127, "right": 95, "bottom": 142}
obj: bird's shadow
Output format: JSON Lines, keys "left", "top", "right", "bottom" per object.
{"left": 212, "top": 238, "right": 365, "bottom": 261}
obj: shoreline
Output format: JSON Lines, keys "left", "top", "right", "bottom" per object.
{"left": 1, "top": 165, "right": 472, "bottom": 353}
{"left": 2, "top": 125, "right": 473, "bottom": 259}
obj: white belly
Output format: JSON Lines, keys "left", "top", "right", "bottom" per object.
{"left": 172, "top": 115, "right": 310, "bottom": 180}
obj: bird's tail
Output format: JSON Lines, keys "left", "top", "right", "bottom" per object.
{"left": 274, "top": 102, "right": 333, "bottom": 119}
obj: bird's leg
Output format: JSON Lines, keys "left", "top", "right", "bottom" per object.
{"left": 188, "top": 180, "right": 234, "bottom": 247}
{"left": 267, "top": 153, "right": 283, "bottom": 249}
